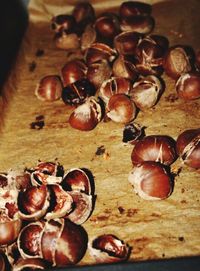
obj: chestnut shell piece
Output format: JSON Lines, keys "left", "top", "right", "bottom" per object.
{"left": 176, "top": 72, "right": 200, "bottom": 100}
{"left": 89, "top": 234, "right": 130, "bottom": 263}
{"left": 54, "top": 219, "right": 88, "bottom": 266}
{"left": 131, "top": 135, "right": 177, "bottom": 166}
{"left": 128, "top": 161, "right": 173, "bottom": 200}
{"left": 176, "top": 128, "right": 200, "bottom": 169}
{"left": 13, "top": 258, "right": 48, "bottom": 271}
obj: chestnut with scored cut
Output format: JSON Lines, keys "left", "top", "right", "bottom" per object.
{"left": 130, "top": 75, "right": 163, "bottom": 110}
{"left": 120, "top": 15, "right": 154, "bottom": 34}
{"left": 176, "top": 128, "right": 200, "bottom": 169}
{"left": 62, "top": 78, "right": 96, "bottom": 106}
{"left": 119, "top": 1, "right": 152, "bottom": 17}
{"left": 69, "top": 96, "right": 103, "bottom": 131}
{"left": 176, "top": 72, "right": 200, "bottom": 100}
{"left": 35, "top": 75, "right": 63, "bottom": 102}
{"left": 89, "top": 234, "right": 130, "bottom": 263}
{"left": 106, "top": 93, "right": 136, "bottom": 123}
{"left": 61, "top": 60, "right": 87, "bottom": 87}
{"left": 131, "top": 135, "right": 177, "bottom": 166}
{"left": 100, "top": 77, "right": 132, "bottom": 104}
{"left": 128, "top": 161, "right": 173, "bottom": 200}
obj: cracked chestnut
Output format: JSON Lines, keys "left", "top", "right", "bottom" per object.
{"left": 112, "top": 54, "right": 138, "bottom": 80}
{"left": 176, "top": 72, "right": 200, "bottom": 100}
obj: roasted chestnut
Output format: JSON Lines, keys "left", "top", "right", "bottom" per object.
{"left": 119, "top": 1, "right": 152, "bottom": 17}
{"left": 89, "top": 234, "right": 130, "bottom": 263}
{"left": 69, "top": 96, "right": 103, "bottom": 131}
{"left": 131, "top": 135, "right": 177, "bottom": 165}
{"left": 51, "top": 14, "right": 76, "bottom": 33}
{"left": 176, "top": 72, "right": 200, "bottom": 100}
{"left": 130, "top": 75, "right": 163, "bottom": 110}
{"left": 35, "top": 75, "right": 63, "bottom": 102}
{"left": 163, "top": 45, "right": 194, "bottom": 79}
{"left": 61, "top": 60, "right": 87, "bottom": 87}
{"left": 176, "top": 128, "right": 200, "bottom": 169}
{"left": 100, "top": 77, "right": 132, "bottom": 104}
{"left": 106, "top": 93, "right": 136, "bottom": 123}
{"left": 128, "top": 161, "right": 173, "bottom": 200}
{"left": 114, "top": 31, "right": 142, "bottom": 56}
{"left": 120, "top": 15, "right": 154, "bottom": 34}
{"left": 86, "top": 59, "right": 112, "bottom": 89}
{"left": 62, "top": 78, "right": 96, "bottom": 106}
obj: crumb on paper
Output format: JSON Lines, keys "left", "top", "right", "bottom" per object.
{"left": 164, "top": 94, "right": 178, "bottom": 103}
{"left": 29, "top": 61, "right": 37, "bottom": 72}
{"left": 35, "top": 49, "right": 45, "bottom": 57}
{"left": 178, "top": 236, "right": 185, "bottom": 242}
{"left": 103, "top": 151, "right": 110, "bottom": 160}
{"left": 95, "top": 145, "right": 106, "bottom": 156}
{"left": 170, "top": 29, "right": 183, "bottom": 38}
{"left": 30, "top": 115, "right": 45, "bottom": 130}
{"left": 118, "top": 206, "right": 125, "bottom": 214}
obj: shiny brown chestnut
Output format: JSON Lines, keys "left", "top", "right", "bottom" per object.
{"left": 85, "top": 42, "right": 117, "bottom": 65}
{"left": 176, "top": 72, "right": 200, "bottom": 100}
{"left": 13, "top": 258, "right": 48, "bottom": 271}
{"left": 112, "top": 55, "right": 138, "bottom": 81}
{"left": 176, "top": 128, "right": 200, "bottom": 169}
{"left": 51, "top": 14, "right": 76, "bottom": 33}
{"left": 128, "top": 161, "right": 173, "bottom": 200}
{"left": 69, "top": 96, "right": 103, "bottom": 131}
{"left": 54, "top": 30, "right": 80, "bottom": 50}
{"left": 94, "top": 14, "right": 120, "bottom": 40}
{"left": 131, "top": 135, "right": 177, "bottom": 166}
{"left": 120, "top": 15, "right": 154, "bottom": 34}
{"left": 61, "top": 60, "right": 87, "bottom": 87}
{"left": 35, "top": 75, "right": 63, "bottom": 102}
{"left": 163, "top": 45, "right": 194, "bottom": 79}
{"left": 89, "top": 234, "right": 130, "bottom": 263}
{"left": 106, "top": 94, "right": 136, "bottom": 123}
{"left": 114, "top": 31, "right": 142, "bottom": 56}
{"left": 135, "top": 35, "right": 169, "bottom": 75}
{"left": 61, "top": 168, "right": 93, "bottom": 195}
{"left": 130, "top": 75, "right": 163, "bottom": 110}
{"left": 100, "top": 77, "right": 131, "bottom": 104}
{"left": 18, "top": 185, "right": 50, "bottom": 220}
{"left": 119, "top": 1, "right": 152, "bottom": 17}
{"left": 62, "top": 78, "right": 96, "bottom": 106}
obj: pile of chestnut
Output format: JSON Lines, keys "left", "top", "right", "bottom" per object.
{"left": 0, "top": 162, "right": 130, "bottom": 270}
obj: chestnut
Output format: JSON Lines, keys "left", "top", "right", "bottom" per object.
{"left": 85, "top": 42, "right": 117, "bottom": 65}
{"left": 94, "top": 14, "right": 120, "bottom": 41}
{"left": 135, "top": 35, "right": 169, "bottom": 76}
{"left": 89, "top": 234, "right": 130, "bottom": 263}
{"left": 106, "top": 93, "right": 136, "bottom": 123}
{"left": 120, "top": 15, "right": 155, "bottom": 34}
{"left": 35, "top": 75, "right": 63, "bottom": 102}
{"left": 54, "top": 30, "right": 80, "bottom": 50}
{"left": 13, "top": 258, "right": 48, "bottom": 271}
{"left": 119, "top": 1, "right": 152, "bottom": 17}
{"left": 130, "top": 75, "right": 163, "bottom": 110}
{"left": 61, "top": 60, "right": 87, "bottom": 87}
{"left": 100, "top": 77, "right": 132, "bottom": 104}
{"left": 176, "top": 128, "right": 200, "bottom": 169}
{"left": 128, "top": 161, "right": 173, "bottom": 200}
{"left": 61, "top": 168, "right": 93, "bottom": 195}
{"left": 176, "top": 72, "right": 200, "bottom": 100}
{"left": 131, "top": 135, "right": 177, "bottom": 166}
{"left": 51, "top": 14, "right": 76, "bottom": 33}
{"left": 62, "top": 78, "right": 96, "bottom": 106}
{"left": 18, "top": 185, "right": 50, "bottom": 220}
{"left": 122, "top": 122, "right": 145, "bottom": 144}
{"left": 69, "top": 96, "right": 103, "bottom": 131}
{"left": 81, "top": 24, "right": 97, "bottom": 52}
{"left": 86, "top": 59, "right": 112, "bottom": 89}
{"left": 163, "top": 45, "right": 194, "bottom": 79}
{"left": 114, "top": 31, "right": 142, "bottom": 56}
{"left": 112, "top": 54, "right": 138, "bottom": 81}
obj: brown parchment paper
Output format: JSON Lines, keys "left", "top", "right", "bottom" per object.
{"left": 0, "top": 0, "right": 200, "bottom": 266}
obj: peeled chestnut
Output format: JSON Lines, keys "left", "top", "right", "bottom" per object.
{"left": 176, "top": 128, "right": 200, "bottom": 169}
{"left": 62, "top": 78, "right": 96, "bottom": 106}
{"left": 176, "top": 72, "right": 200, "bottom": 100}
{"left": 35, "top": 75, "right": 63, "bottom": 102}
{"left": 106, "top": 93, "right": 136, "bottom": 123}
{"left": 130, "top": 75, "right": 163, "bottom": 110}
{"left": 51, "top": 14, "right": 76, "bottom": 33}
{"left": 131, "top": 135, "right": 177, "bottom": 166}
{"left": 61, "top": 60, "right": 87, "bottom": 87}
{"left": 128, "top": 161, "right": 173, "bottom": 200}
{"left": 100, "top": 77, "right": 132, "bottom": 104}
{"left": 120, "top": 15, "right": 154, "bottom": 34}
{"left": 89, "top": 234, "right": 130, "bottom": 263}
{"left": 86, "top": 59, "right": 112, "bottom": 89}
{"left": 119, "top": 1, "right": 152, "bottom": 17}
{"left": 164, "top": 45, "right": 194, "bottom": 79}
{"left": 114, "top": 31, "right": 142, "bottom": 56}
{"left": 69, "top": 96, "right": 103, "bottom": 131}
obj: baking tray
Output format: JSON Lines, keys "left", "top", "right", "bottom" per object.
{"left": 0, "top": 0, "right": 200, "bottom": 270}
